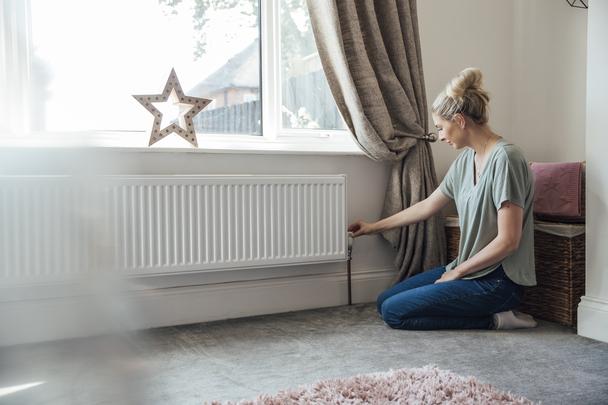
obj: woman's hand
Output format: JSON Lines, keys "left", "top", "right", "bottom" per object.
{"left": 434, "top": 268, "right": 463, "bottom": 283}
{"left": 347, "top": 220, "right": 375, "bottom": 237}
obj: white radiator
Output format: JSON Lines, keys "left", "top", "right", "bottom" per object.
{"left": 0, "top": 175, "right": 347, "bottom": 284}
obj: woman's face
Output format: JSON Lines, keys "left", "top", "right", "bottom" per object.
{"left": 432, "top": 113, "right": 466, "bottom": 149}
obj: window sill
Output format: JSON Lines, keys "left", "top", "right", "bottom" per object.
{"left": 0, "top": 131, "right": 366, "bottom": 156}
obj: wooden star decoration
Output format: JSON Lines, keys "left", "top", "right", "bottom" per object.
{"left": 133, "top": 68, "right": 212, "bottom": 147}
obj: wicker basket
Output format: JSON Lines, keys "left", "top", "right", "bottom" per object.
{"left": 444, "top": 216, "right": 585, "bottom": 327}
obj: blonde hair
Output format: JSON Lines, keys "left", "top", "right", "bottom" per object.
{"left": 432, "top": 67, "right": 490, "bottom": 125}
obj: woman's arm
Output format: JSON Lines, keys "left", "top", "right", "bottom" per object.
{"left": 348, "top": 188, "right": 451, "bottom": 237}
{"left": 436, "top": 201, "right": 523, "bottom": 283}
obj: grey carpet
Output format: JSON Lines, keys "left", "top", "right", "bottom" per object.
{"left": 1, "top": 304, "right": 607, "bottom": 404}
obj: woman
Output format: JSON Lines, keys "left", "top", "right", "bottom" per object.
{"left": 348, "top": 68, "right": 537, "bottom": 330}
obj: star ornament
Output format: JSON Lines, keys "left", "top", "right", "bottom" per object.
{"left": 133, "top": 68, "right": 212, "bottom": 147}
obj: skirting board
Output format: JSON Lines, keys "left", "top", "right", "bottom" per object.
{"left": 578, "top": 295, "right": 608, "bottom": 343}
{"left": 0, "top": 268, "right": 395, "bottom": 347}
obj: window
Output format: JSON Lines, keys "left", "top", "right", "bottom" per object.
{"left": 0, "top": 0, "right": 348, "bottom": 148}
{"left": 280, "top": 0, "right": 345, "bottom": 131}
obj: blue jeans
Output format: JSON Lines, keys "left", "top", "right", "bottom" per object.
{"left": 377, "top": 265, "right": 523, "bottom": 330}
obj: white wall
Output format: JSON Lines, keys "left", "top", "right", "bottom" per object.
{"left": 418, "top": 0, "right": 587, "bottom": 179}
{"left": 418, "top": 0, "right": 514, "bottom": 178}
{"left": 578, "top": 1, "right": 608, "bottom": 343}
{"left": 511, "top": 0, "right": 587, "bottom": 162}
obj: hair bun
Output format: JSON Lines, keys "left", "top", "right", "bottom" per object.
{"left": 445, "top": 67, "right": 483, "bottom": 99}
{"left": 432, "top": 67, "right": 490, "bottom": 125}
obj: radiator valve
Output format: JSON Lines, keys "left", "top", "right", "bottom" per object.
{"left": 347, "top": 231, "right": 354, "bottom": 260}
{"left": 346, "top": 231, "right": 354, "bottom": 305}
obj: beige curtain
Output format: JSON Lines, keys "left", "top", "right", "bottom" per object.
{"left": 306, "top": 0, "right": 446, "bottom": 281}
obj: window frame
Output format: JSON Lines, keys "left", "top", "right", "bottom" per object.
{"left": 260, "top": 0, "right": 353, "bottom": 149}
{"left": 0, "top": 0, "right": 359, "bottom": 154}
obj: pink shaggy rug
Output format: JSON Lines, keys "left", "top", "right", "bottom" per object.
{"left": 211, "top": 366, "right": 537, "bottom": 404}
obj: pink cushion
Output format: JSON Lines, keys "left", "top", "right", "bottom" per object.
{"left": 530, "top": 162, "right": 584, "bottom": 221}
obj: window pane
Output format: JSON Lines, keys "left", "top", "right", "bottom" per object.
{"left": 280, "top": 0, "right": 345, "bottom": 131}
{"left": 4, "top": 0, "right": 260, "bottom": 136}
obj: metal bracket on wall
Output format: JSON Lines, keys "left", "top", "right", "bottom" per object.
{"left": 566, "top": 0, "right": 588, "bottom": 9}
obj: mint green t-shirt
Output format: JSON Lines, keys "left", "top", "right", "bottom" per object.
{"left": 439, "top": 139, "right": 536, "bottom": 286}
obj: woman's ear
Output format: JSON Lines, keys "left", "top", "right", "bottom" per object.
{"left": 453, "top": 113, "right": 466, "bottom": 129}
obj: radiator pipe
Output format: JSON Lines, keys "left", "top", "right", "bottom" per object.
{"left": 347, "top": 231, "right": 354, "bottom": 305}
